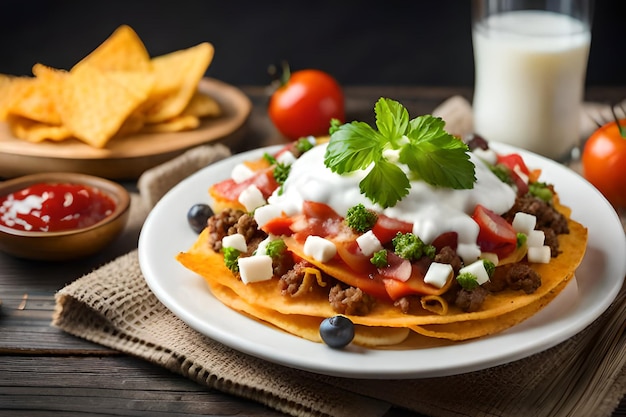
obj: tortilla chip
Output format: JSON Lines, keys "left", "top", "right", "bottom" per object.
{"left": 207, "top": 281, "right": 411, "bottom": 347}
{"left": 181, "top": 92, "right": 222, "bottom": 118}
{"left": 73, "top": 25, "right": 151, "bottom": 72}
{"left": 7, "top": 115, "right": 72, "bottom": 142}
{"left": 141, "top": 115, "right": 200, "bottom": 134}
{"left": 143, "top": 42, "right": 214, "bottom": 123}
{"left": 57, "top": 65, "right": 152, "bottom": 148}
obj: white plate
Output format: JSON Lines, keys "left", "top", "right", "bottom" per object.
{"left": 138, "top": 142, "right": 626, "bottom": 379}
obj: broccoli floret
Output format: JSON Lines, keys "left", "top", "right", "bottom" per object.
{"left": 223, "top": 247, "right": 240, "bottom": 273}
{"left": 456, "top": 272, "right": 479, "bottom": 290}
{"left": 345, "top": 204, "right": 378, "bottom": 233}
{"left": 392, "top": 232, "right": 435, "bottom": 261}
{"left": 370, "top": 249, "right": 388, "bottom": 268}
{"left": 265, "top": 239, "right": 287, "bottom": 259}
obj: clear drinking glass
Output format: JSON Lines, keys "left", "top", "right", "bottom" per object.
{"left": 471, "top": 0, "right": 592, "bottom": 160}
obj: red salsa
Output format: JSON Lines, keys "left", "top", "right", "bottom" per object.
{"left": 0, "top": 182, "right": 116, "bottom": 232}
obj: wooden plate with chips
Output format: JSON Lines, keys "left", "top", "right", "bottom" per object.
{"left": 0, "top": 77, "right": 251, "bottom": 179}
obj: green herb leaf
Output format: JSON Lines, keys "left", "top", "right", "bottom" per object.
{"left": 223, "top": 247, "right": 240, "bottom": 273}
{"left": 324, "top": 97, "right": 476, "bottom": 208}
{"left": 400, "top": 116, "right": 476, "bottom": 189}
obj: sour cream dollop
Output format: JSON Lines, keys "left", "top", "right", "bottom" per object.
{"left": 267, "top": 143, "right": 516, "bottom": 260}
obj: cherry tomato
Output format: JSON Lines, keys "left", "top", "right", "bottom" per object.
{"left": 268, "top": 68, "right": 345, "bottom": 141}
{"left": 582, "top": 118, "right": 626, "bottom": 209}
{"left": 472, "top": 204, "right": 517, "bottom": 259}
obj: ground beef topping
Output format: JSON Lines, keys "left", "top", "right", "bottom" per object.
{"left": 455, "top": 286, "right": 488, "bottom": 312}
{"left": 328, "top": 284, "right": 375, "bottom": 316}
{"left": 506, "top": 263, "right": 541, "bottom": 294}
{"left": 504, "top": 194, "right": 569, "bottom": 256}
{"left": 206, "top": 208, "right": 246, "bottom": 251}
{"left": 279, "top": 261, "right": 315, "bottom": 296}
{"left": 206, "top": 208, "right": 267, "bottom": 253}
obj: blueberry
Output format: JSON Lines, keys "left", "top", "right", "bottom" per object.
{"left": 187, "top": 203, "right": 214, "bottom": 234}
{"left": 319, "top": 315, "right": 355, "bottom": 349}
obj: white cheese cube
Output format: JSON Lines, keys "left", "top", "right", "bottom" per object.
{"left": 238, "top": 255, "right": 274, "bottom": 284}
{"left": 526, "top": 230, "right": 545, "bottom": 247}
{"left": 303, "top": 236, "right": 336, "bottom": 263}
{"left": 356, "top": 230, "right": 383, "bottom": 257}
{"left": 255, "top": 236, "right": 271, "bottom": 256}
{"left": 253, "top": 204, "right": 284, "bottom": 228}
{"left": 221, "top": 233, "right": 247, "bottom": 253}
{"left": 238, "top": 185, "right": 266, "bottom": 212}
{"left": 231, "top": 163, "right": 255, "bottom": 184}
{"left": 276, "top": 150, "right": 297, "bottom": 166}
{"left": 424, "top": 262, "right": 453, "bottom": 289}
{"left": 459, "top": 259, "right": 490, "bottom": 285}
{"left": 527, "top": 246, "right": 551, "bottom": 264}
{"left": 512, "top": 212, "right": 537, "bottom": 235}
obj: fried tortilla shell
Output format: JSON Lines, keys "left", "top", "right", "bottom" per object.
{"left": 177, "top": 210, "right": 587, "bottom": 340}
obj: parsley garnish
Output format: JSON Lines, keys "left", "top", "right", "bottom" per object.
{"left": 264, "top": 153, "right": 291, "bottom": 195}
{"left": 223, "top": 247, "right": 240, "bottom": 273}
{"left": 324, "top": 98, "right": 476, "bottom": 208}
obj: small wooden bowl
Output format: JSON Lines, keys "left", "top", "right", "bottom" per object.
{"left": 0, "top": 172, "right": 130, "bottom": 261}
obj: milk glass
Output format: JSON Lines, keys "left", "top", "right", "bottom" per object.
{"left": 471, "top": 0, "right": 592, "bottom": 160}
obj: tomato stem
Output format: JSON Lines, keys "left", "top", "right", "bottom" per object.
{"left": 611, "top": 104, "right": 626, "bottom": 139}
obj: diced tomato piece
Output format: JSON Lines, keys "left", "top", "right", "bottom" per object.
{"left": 371, "top": 214, "right": 413, "bottom": 244}
{"left": 497, "top": 153, "right": 530, "bottom": 176}
{"left": 431, "top": 231, "right": 458, "bottom": 252}
{"left": 261, "top": 215, "right": 294, "bottom": 236}
{"left": 377, "top": 251, "right": 412, "bottom": 282}
{"left": 472, "top": 204, "right": 517, "bottom": 258}
{"left": 382, "top": 258, "right": 433, "bottom": 300}
{"left": 211, "top": 167, "right": 279, "bottom": 203}
{"left": 293, "top": 201, "right": 345, "bottom": 241}
{"left": 335, "top": 240, "right": 376, "bottom": 274}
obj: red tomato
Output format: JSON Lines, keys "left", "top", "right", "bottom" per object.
{"left": 293, "top": 201, "right": 345, "bottom": 241}
{"left": 471, "top": 204, "right": 517, "bottom": 259}
{"left": 371, "top": 214, "right": 413, "bottom": 244}
{"left": 582, "top": 119, "right": 626, "bottom": 208}
{"left": 268, "top": 68, "right": 345, "bottom": 141}
{"left": 381, "top": 258, "right": 433, "bottom": 300}
{"left": 210, "top": 168, "right": 279, "bottom": 202}
{"left": 496, "top": 153, "right": 530, "bottom": 196}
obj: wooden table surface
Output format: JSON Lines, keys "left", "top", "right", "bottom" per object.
{"left": 1, "top": 85, "right": 624, "bottom": 417}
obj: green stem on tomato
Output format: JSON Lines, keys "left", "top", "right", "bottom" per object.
{"left": 611, "top": 105, "right": 626, "bottom": 138}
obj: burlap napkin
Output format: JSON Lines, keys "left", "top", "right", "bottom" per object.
{"left": 53, "top": 98, "right": 626, "bottom": 417}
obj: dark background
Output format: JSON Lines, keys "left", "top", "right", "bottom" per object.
{"left": 0, "top": 0, "right": 623, "bottom": 87}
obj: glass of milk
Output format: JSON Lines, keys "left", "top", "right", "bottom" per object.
{"left": 471, "top": 0, "right": 592, "bottom": 160}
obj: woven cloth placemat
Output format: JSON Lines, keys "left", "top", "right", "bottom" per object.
{"left": 53, "top": 98, "right": 626, "bottom": 417}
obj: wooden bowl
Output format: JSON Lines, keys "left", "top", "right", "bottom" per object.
{"left": 0, "top": 172, "right": 130, "bottom": 261}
